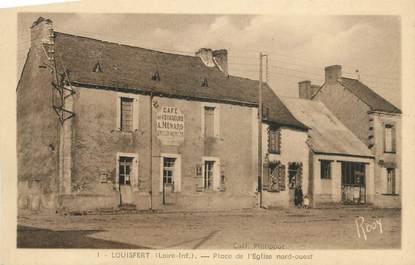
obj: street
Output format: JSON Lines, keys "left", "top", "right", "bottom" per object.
{"left": 17, "top": 207, "right": 401, "bottom": 249}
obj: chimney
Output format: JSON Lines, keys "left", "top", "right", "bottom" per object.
{"left": 298, "top": 81, "right": 320, "bottom": 99}
{"left": 195, "top": 48, "right": 215, "bottom": 67}
{"left": 298, "top": 80, "right": 312, "bottom": 99}
{"left": 324, "top": 65, "right": 342, "bottom": 85}
{"left": 212, "top": 49, "right": 228, "bottom": 75}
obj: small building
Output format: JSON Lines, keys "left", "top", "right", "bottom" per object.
{"left": 17, "top": 17, "right": 308, "bottom": 212}
{"left": 281, "top": 97, "right": 376, "bottom": 207}
{"left": 301, "top": 65, "right": 401, "bottom": 208}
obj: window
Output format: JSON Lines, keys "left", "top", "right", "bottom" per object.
{"left": 268, "top": 127, "right": 281, "bottom": 153}
{"left": 320, "top": 160, "right": 332, "bottom": 179}
{"left": 159, "top": 154, "right": 182, "bottom": 192}
{"left": 120, "top": 97, "right": 134, "bottom": 131}
{"left": 204, "top": 106, "right": 215, "bottom": 137}
{"left": 118, "top": 156, "right": 133, "bottom": 185}
{"left": 341, "top": 162, "right": 365, "bottom": 186}
{"left": 386, "top": 168, "right": 396, "bottom": 194}
{"left": 204, "top": 160, "right": 215, "bottom": 190}
{"left": 163, "top": 157, "right": 176, "bottom": 185}
{"left": 384, "top": 124, "right": 396, "bottom": 153}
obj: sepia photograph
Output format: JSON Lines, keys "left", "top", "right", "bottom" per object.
{"left": 15, "top": 12, "right": 402, "bottom": 252}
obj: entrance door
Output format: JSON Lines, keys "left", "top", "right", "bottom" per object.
{"left": 162, "top": 157, "right": 176, "bottom": 205}
{"left": 341, "top": 162, "right": 366, "bottom": 204}
{"left": 118, "top": 156, "right": 134, "bottom": 205}
{"left": 288, "top": 162, "right": 303, "bottom": 207}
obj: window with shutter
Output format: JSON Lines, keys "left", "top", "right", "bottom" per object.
{"left": 268, "top": 127, "right": 281, "bottom": 154}
{"left": 278, "top": 164, "right": 286, "bottom": 191}
{"left": 120, "top": 97, "right": 134, "bottom": 132}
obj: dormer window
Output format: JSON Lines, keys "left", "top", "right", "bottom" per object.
{"left": 202, "top": 78, "right": 209, "bottom": 87}
{"left": 93, "top": 62, "right": 102, "bottom": 73}
{"left": 151, "top": 71, "right": 161, "bottom": 81}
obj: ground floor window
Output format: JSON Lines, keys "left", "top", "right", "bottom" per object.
{"left": 118, "top": 156, "right": 133, "bottom": 185}
{"left": 204, "top": 160, "right": 215, "bottom": 190}
{"left": 386, "top": 168, "right": 396, "bottom": 194}
{"left": 263, "top": 161, "right": 285, "bottom": 192}
{"left": 163, "top": 157, "right": 176, "bottom": 186}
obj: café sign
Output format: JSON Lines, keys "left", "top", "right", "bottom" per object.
{"left": 156, "top": 106, "right": 185, "bottom": 142}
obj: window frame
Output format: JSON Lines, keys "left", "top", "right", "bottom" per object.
{"left": 320, "top": 160, "right": 332, "bottom": 179}
{"left": 383, "top": 123, "right": 396, "bottom": 154}
{"left": 201, "top": 156, "right": 220, "bottom": 192}
{"left": 116, "top": 93, "right": 139, "bottom": 132}
{"left": 115, "top": 152, "right": 139, "bottom": 190}
{"left": 201, "top": 103, "right": 220, "bottom": 138}
{"left": 159, "top": 153, "right": 182, "bottom": 192}
{"left": 267, "top": 126, "right": 281, "bottom": 154}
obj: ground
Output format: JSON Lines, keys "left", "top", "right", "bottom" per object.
{"left": 17, "top": 207, "right": 401, "bottom": 249}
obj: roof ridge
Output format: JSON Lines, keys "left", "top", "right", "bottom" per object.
{"left": 339, "top": 77, "right": 401, "bottom": 113}
{"left": 55, "top": 31, "right": 199, "bottom": 59}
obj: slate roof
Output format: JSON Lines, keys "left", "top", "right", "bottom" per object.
{"left": 52, "top": 32, "right": 307, "bottom": 130}
{"left": 336, "top": 77, "right": 400, "bottom": 114}
{"left": 281, "top": 97, "right": 373, "bottom": 157}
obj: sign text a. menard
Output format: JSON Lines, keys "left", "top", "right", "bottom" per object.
{"left": 156, "top": 106, "right": 185, "bottom": 141}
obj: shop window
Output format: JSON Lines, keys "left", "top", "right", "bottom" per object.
{"left": 320, "top": 160, "right": 332, "bottom": 179}
{"left": 341, "top": 162, "right": 365, "bottom": 186}
{"left": 268, "top": 127, "right": 281, "bottom": 154}
{"left": 384, "top": 123, "right": 396, "bottom": 153}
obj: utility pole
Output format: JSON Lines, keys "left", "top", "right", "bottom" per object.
{"left": 258, "top": 52, "right": 266, "bottom": 208}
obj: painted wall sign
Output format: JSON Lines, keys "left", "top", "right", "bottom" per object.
{"left": 156, "top": 106, "right": 185, "bottom": 141}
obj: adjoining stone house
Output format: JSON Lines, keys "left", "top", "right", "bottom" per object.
{"left": 281, "top": 97, "right": 375, "bottom": 207}
{"left": 17, "top": 17, "right": 308, "bottom": 212}
{"left": 300, "top": 65, "right": 402, "bottom": 208}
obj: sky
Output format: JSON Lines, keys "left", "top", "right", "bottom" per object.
{"left": 18, "top": 13, "right": 401, "bottom": 107}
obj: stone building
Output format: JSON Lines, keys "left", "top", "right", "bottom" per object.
{"left": 282, "top": 97, "right": 375, "bottom": 207}
{"left": 17, "top": 17, "right": 308, "bottom": 212}
{"left": 300, "top": 65, "right": 402, "bottom": 208}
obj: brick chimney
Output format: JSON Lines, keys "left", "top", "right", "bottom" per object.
{"left": 212, "top": 49, "right": 228, "bottom": 75}
{"left": 324, "top": 65, "right": 342, "bottom": 85}
{"left": 196, "top": 48, "right": 215, "bottom": 67}
{"left": 299, "top": 80, "right": 320, "bottom": 99}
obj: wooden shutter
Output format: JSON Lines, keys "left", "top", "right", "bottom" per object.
{"left": 262, "top": 163, "right": 270, "bottom": 190}
{"left": 116, "top": 96, "right": 121, "bottom": 130}
{"left": 278, "top": 164, "right": 286, "bottom": 191}
{"left": 391, "top": 124, "right": 396, "bottom": 152}
{"left": 131, "top": 156, "right": 139, "bottom": 191}
{"left": 133, "top": 97, "right": 139, "bottom": 131}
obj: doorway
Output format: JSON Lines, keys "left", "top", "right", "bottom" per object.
{"left": 288, "top": 162, "right": 303, "bottom": 207}
{"left": 118, "top": 156, "right": 134, "bottom": 205}
{"left": 162, "top": 157, "right": 176, "bottom": 205}
{"left": 341, "top": 162, "right": 366, "bottom": 204}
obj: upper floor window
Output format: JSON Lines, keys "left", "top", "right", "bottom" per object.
{"left": 384, "top": 123, "right": 396, "bottom": 153}
{"left": 203, "top": 105, "right": 219, "bottom": 137}
{"left": 117, "top": 94, "right": 138, "bottom": 132}
{"left": 268, "top": 127, "right": 281, "bottom": 154}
